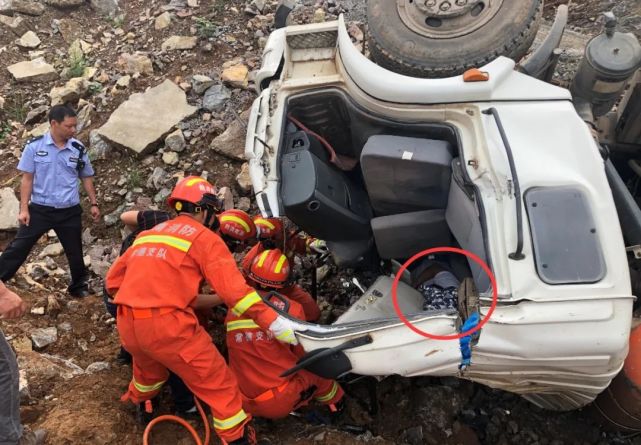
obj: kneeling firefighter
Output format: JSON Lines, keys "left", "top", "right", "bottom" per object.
{"left": 227, "top": 249, "right": 343, "bottom": 419}
{"left": 105, "top": 176, "right": 298, "bottom": 445}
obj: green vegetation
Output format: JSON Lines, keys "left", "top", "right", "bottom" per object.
{"left": 67, "top": 53, "right": 87, "bottom": 79}
{"left": 0, "top": 122, "right": 12, "bottom": 142}
{"left": 195, "top": 17, "right": 218, "bottom": 38}
{"left": 5, "top": 93, "right": 27, "bottom": 123}
{"left": 110, "top": 14, "right": 125, "bottom": 28}
{"left": 128, "top": 169, "right": 143, "bottom": 189}
{"left": 88, "top": 82, "right": 103, "bottom": 95}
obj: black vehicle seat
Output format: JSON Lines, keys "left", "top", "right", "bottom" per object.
{"left": 281, "top": 130, "right": 373, "bottom": 241}
{"left": 371, "top": 209, "right": 451, "bottom": 259}
{"left": 360, "top": 135, "right": 453, "bottom": 216}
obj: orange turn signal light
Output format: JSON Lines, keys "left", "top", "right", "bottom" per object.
{"left": 463, "top": 68, "right": 490, "bottom": 82}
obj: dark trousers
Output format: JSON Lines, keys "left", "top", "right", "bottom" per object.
{"left": 0, "top": 204, "right": 87, "bottom": 294}
{"left": 0, "top": 329, "right": 21, "bottom": 445}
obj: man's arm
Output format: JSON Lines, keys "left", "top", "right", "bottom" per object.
{"left": 18, "top": 173, "right": 33, "bottom": 226}
{"left": 0, "top": 281, "right": 27, "bottom": 319}
{"left": 81, "top": 177, "right": 100, "bottom": 222}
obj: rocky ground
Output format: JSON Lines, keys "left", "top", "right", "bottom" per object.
{"left": 0, "top": 0, "right": 640, "bottom": 444}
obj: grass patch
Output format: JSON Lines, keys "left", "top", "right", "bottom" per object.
{"left": 195, "top": 17, "right": 218, "bottom": 38}
{"left": 5, "top": 93, "right": 27, "bottom": 123}
{"left": 0, "top": 122, "right": 12, "bottom": 142}
{"left": 67, "top": 53, "right": 87, "bottom": 79}
{"left": 110, "top": 14, "right": 125, "bottom": 28}
{"left": 128, "top": 169, "right": 144, "bottom": 189}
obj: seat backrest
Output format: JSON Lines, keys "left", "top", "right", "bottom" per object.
{"left": 371, "top": 209, "right": 451, "bottom": 260}
{"left": 445, "top": 159, "right": 490, "bottom": 291}
{"left": 360, "top": 135, "right": 453, "bottom": 216}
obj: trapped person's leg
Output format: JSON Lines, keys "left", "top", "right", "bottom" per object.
{"left": 0, "top": 205, "right": 51, "bottom": 283}
{"left": 0, "top": 329, "right": 21, "bottom": 445}
{"left": 53, "top": 205, "right": 88, "bottom": 295}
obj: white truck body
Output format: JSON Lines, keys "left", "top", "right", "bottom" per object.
{"left": 244, "top": 16, "right": 634, "bottom": 411}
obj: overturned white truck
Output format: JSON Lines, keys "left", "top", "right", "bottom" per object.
{"left": 243, "top": 6, "right": 641, "bottom": 421}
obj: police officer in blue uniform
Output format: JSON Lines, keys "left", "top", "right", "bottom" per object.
{"left": 0, "top": 105, "right": 99, "bottom": 298}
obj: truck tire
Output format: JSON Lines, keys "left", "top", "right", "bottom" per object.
{"left": 367, "top": 0, "right": 543, "bottom": 78}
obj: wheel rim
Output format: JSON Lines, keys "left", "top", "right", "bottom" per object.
{"left": 396, "top": 0, "right": 505, "bottom": 39}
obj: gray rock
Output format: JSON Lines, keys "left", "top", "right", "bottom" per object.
{"left": 98, "top": 79, "right": 197, "bottom": 155}
{"left": 0, "top": 14, "right": 28, "bottom": 36}
{"left": 217, "top": 186, "right": 234, "bottom": 210}
{"left": 103, "top": 204, "right": 125, "bottom": 227}
{"left": 154, "top": 11, "right": 171, "bottom": 30}
{"left": 26, "top": 263, "right": 47, "bottom": 281}
{"left": 7, "top": 57, "right": 58, "bottom": 83}
{"left": 39, "top": 242, "right": 64, "bottom": 257}
{"left": 85, "top": 361, "right": 110, "bottom": 373}
{"left": 44, "top": 256, "right": 57, "bottom": 270}
{"left": 236, "top": 162, "right": 252, "bottom": 193}
{"left": 82, "top": 228, "right": 95, "bottom": 245}
{"left": 49, "top": 77, "right": 89, "bottom": 106}
{"left": 210, "top": 109, "right": 250, "bottom": 161}
{"left": 154, "top": 187, "right": 171, "bottom": 204}
{"left": 237, "top": 197, "right": 251, "bottom": 212}
{"left": 76, "top": 102, "right": 94, "bottom": 132}
{"left": 19, "top": 369, "right": 29, "bottom": 400}
{"left": 0, "top": 96, "right": 4, "bottom": 110}
{"left": 43, "top": 0, "right": 84, "bottom": 7}
{"left": 0, "top": 188, "right": 19, "bottom": 231}
{"left": 191, "top": 74, "right": 214, "bottom": 95}
{"left": 28, "top": 122, "right": 50, "bottom": 138}
{"left": 88, "top": 130, "right": 112, "bottom": 160}
{"left": 202, "top": 84, "right": 231, "bottom": 112}
{"left": 117, "top": 52, "right": 153, "bottom": 76}
{"left": 16, "top": 30, "right": 40, "bottom": 48}
{"left": 24, "top": 105, "right": 48, "bottom": 125}
{"left": 0, "top": 0, "right": 11, "bottom": 14}
{"left": 31, "top": 327, "right": 58, "bottom": 349}
{"left": 12, "top": 0, "right": 45, "bottom": 16}
{"left": 161, "top": 35, "right": 197, "bottom": 51}
{"left": 165, "top": 128, "right": 185, "bottom": 152}
{"left": 58, "top": 322, "right": 72, "bottom": 332}
{"left": 91, "top": 260, "right": 111, "bottom": 277}
{"left": 252, "top": 0, "right": 265, "bottom": 13}
{"left": 146, "top": 166, "right": 167, "bottom": 190}
{"left": 89, "top": 0, "right": 119, "bottom": 16}
{"left": 162, "top": 151, "right": 179, "bottom": 165}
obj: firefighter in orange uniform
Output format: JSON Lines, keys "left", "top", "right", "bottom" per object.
{"left": 242, "top": 247, "right": 320, "bottom": 322}
{"left": 243, "top": 217, "right": 323, "bottom": 322}
{"left": 105, "top": 176, "right": 298, "bottom": 445}
{"left": 219, "top": 209, "right": 257, "bottom": 253}
{"left": 227, "top": 249, "right": 343, "bottom": 419}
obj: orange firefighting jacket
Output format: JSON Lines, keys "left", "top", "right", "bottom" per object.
{"left": 106, "top": 214, "right": 277, "bottom": 329}
{"left": 225, "top": 294, "right": 306, "bottom": 399}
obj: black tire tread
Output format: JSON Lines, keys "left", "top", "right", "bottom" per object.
{"left": 366, "top": 0, "right": 543, "bottom": 78}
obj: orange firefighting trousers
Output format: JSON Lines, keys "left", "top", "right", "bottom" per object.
{"left": 117, "top": 306, "right": 250, "bottom": 443}
{"left": 242, "top": 369, "right": 344, "bottom": 419}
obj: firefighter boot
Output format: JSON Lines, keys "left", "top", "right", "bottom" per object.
{"left": 226, "top": 425, "right": 271, "bottom": 445}
{"left": 136, "top": 399, "right": 158, "bottom": 425}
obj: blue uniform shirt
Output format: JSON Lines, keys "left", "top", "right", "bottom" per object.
{"left": 17, "top": 132, "right": 94, "bottom": 209}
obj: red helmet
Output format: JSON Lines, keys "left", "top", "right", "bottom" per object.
{"left": 167, "top": 176, "right": 218, "bottom": 212}
{"left": 219, "top": 209, "right": 256, "bottom": 241}
{"left": 247, "top": 248, "right": 290, "bottom": 288}
{"left": 254, "top": 217, "right": 284, "bottom": 240}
